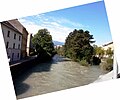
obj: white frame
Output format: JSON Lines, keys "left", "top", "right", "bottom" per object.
{"left": 0, "top": 0, "right": 120, "bottom": 100}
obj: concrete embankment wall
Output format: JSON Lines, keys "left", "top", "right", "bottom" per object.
{"left": 10, "top": 57, "right": 39, "bottom": 79}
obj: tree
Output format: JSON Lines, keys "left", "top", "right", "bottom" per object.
{"left": 32, "top": 29, "right": 55, "bottom": 60}
{"left": 56, "top": 45, "right": 65, "bottom": 56}
{"left": 64, "top": 29, "right": 95, "bottom": 63}
{"left": 106, "top": 47, "right": 113, "bottom": 58}
{"left": 93, "top": 45, "right": 105, "bottom": 58}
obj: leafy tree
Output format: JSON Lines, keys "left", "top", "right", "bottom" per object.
{"left": 106, "top": 47, "right": 113, "bottom": 58}
{"left": 56, "top": 45, "right": 65, "bottom": 56}
{"left": 64, "top": 29, "right": 95, "bottom": 63}
{"left": 32, "top": 29, "right": 55, "bottom": 60}
{"left": 93, "top": 45, "right": 105, "bottom": 58}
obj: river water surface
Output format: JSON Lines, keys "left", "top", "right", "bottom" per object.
{"left": 14, "top": 55, "right": 108, "bottom": 99}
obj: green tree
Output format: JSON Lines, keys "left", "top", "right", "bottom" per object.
{"left": 93, "top": 45, "right": 105, "bottom": 58}
{"left": 56, "top": 45, "right": 65, "bottom": 56}
{"left": 64, "top": 29, "right": 95, "bottom": 63}
{"left": 32, "top": 29, "right": 55, "bottom": 60}
{"left": 106, "top": 47, "right": 113, "bottom": 58}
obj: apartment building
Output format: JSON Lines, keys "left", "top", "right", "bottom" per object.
{"left": 102, "top": 42, "right": 114, "bottom": 50}
{"left": 8, "top": 19, "right": 29, "bottom": 58}
{"left": 1, "top": 21, "right": 22, "bottom": 62}
{"left": 102, "top": 42, "right": 114, "bottom": 58}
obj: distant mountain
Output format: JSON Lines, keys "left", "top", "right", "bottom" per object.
{"left": 53, "top": 41, "right": 64, "bottom": 46}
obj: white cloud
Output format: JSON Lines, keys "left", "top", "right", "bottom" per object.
{"left": 19, "top": 18, "right": 41, "bottom": 34}
{"left": 19, "top": 14, "right": 86, "bottom": 42}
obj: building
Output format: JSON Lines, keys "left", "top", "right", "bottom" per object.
{"left": 102, "top": 42, "right": 114, "bottom": 50}
{"left": 54, "top": 45, "right": 63, "bottom": 49}
{"left": 27, "top": 33, "right": 33, "bottom": 56}
{"left": 102, "top": 42, "right": 114, "bottom": 58}
{"left": 8, "top": 19, "right": 29, "bottom": 58}
{"left": 1, "top": 21, "right": 22, "bottom": 62}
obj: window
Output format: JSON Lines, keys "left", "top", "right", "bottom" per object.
{"left": 19, "top": 36, "right": 21, "bottom": 41}
{"left": 12, "top": 53, "right": 14, "bottom": 61}
{"left": 18, "top": 44, "right": 20, "bottom": 49}
{"left": 13, "top": 43, "right": 15, "bottom": 49}
{"left": 14, "top": 33, "right": 16, "bottom": 39}
{"left": 17, "top": 53, "right": 19, "bottom": 58}
{"left": 7, "top": 31, "right": 10, "bottom": 37}
{"left": 6, "top": 42, "right": 9, "bottom": 48}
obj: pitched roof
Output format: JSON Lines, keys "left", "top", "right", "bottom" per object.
{"left": 103, "top": 42, "right": 113, "bottom": 47}
{"left": 1, "top": 21, "right": 22, "bottom": 34}
{"left": 8, "top": 19, "right": 24, "bottom": 33}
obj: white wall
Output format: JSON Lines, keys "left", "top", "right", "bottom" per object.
{"left": 26, "top": 33, "right": 31, "bottom": 56}
{"left": 1, "top": 24, "right": 22, "bottom": 61}
{"left": 102, "top": 43, "right": 114, "bottom": 50}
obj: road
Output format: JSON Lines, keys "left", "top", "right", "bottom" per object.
{"left": 13, "top": 55, "right": 108, "bottom": 99}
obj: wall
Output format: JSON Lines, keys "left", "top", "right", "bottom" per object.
{"left": 1, "top": 24, "right": 22, "bottom": 61}
{"left": 21, "top": 27, "right": 28, "bottom": 58}
{"left": 102, "top": 42, "right": 114, "bottom": 50}
{"left": 10, "top": 57, "right": 38, "bottom": 79}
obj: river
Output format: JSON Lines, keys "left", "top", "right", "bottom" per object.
{"left": 13, "top": 54, "right": 108, "bottom": 99}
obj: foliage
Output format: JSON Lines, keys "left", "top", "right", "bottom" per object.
{"left": 100, "top": 58, "right": 113, "bottom": 71}
{"left": 32, "top": 29, "right": 55, "bottom": 60}
{"left": 79, "top": 59, "right": 89, "bottom": 67}
{"left": 64, "top": 29, "right": 95, "bottom": 63}
{"left": 92, "top": 56, "right": 101, "bottom": 65}
{"left": 93, "top": 45, "right": 105, "bottom": 58}
{"left": 106, "top": 47, "right": 113, "bottom": 58}
{"left": 56, "top": 45, "right": 65, "bottom": 56}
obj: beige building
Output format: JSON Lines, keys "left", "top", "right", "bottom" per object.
{"left": 102, "top": 42, "right": 114, "bottom": 58}
{"left": 8, "top": 19, "right": 29, "bottom": 58}
{"left": 27, "top": 33, "right": 33, "bottom": 56}
{"left": 1, "top": 21, "right": 22, "bottom": 62}
{"left": 102, "top": 42, "right": 114, "bottom": 50}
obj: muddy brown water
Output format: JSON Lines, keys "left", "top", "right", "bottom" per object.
{"left": 13, "top": 55, "right": 108, "bottom": 99}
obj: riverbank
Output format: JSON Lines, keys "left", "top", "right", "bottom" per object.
{"left": 10, "top": 55, "right": 39, "bottom": 78}
{"left": 10, "top": 55, "right": 37, "bottom": 67}
{"left": 10, "top": 54, "right": 55, "bottom": 78}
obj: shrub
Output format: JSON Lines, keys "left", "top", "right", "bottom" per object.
{"left": 100, "top": 58, "right": 113, "bottom": 71}
{"left": 80, "top": 59, "right": 89, "bottom": 67}
{"left": 92, "top": 56, "right": 101, "bottom": 65}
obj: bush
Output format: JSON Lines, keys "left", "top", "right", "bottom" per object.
{"left": 80, "top": 59, "right": 89, "bottom": 67}
{"left": 106, "top": 58, "right": 113, "bottom": 65}
{"left": 100, "top": 58, "right": 113, "bottom": 71}
{"left": 92, "top": 56, "right": 101, "bottom": 65}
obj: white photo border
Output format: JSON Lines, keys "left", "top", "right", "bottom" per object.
{"left": 0, "top": 0, "right": 120, "bottom": 100}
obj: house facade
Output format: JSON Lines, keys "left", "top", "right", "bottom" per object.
{"left": 1, "top": 21, "right": 22, "bottom": 62}
{"left": 27, "top": 33, "right": 33, "bottom": 56}
{"left": 102, "top": 42, "right": 114, "bottom": 58}
{"left": 21, "top": 27, "right": 28, "bottom": 58}
{"left": 8, "top": 19, "right": 29, "bottom": 58}
{"left": 102, "top": 42, "right": 114, "bottom": 50}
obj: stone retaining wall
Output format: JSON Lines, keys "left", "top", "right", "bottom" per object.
{"left": 10, "top": 57, "right": 39, "bottom": 79}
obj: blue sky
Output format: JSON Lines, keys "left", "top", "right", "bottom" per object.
{"left": 19, "top": 0, "right": 112, "bottom": 46}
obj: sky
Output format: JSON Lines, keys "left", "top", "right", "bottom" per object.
{"left": 19, "top": 0, "right": 112, "bottom": 46}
